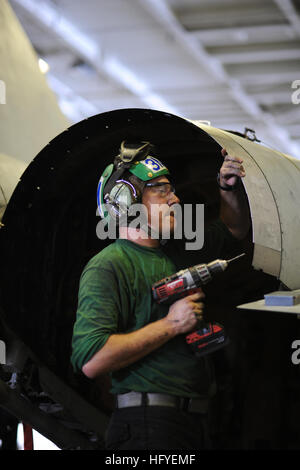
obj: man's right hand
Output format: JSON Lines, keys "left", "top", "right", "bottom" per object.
{"left": 166, "top": 290, "right": 205, "bottom": 335}
{"left": 82, "top": 289, "right": 205, "bottom": 379}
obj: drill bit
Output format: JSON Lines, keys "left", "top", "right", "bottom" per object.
{"left": 206, "top": 253, "right": 246, "bottom": 275}
{"left": 227, "top": 253, "right": 246, "bottom": 264}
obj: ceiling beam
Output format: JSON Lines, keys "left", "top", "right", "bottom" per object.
{"left": 249, "top": 90, "right": 295, "bottom": 105}
{"left": 12, "top": 0, "right": 99, "bottom": 61}
{"left": 274, "top": 106, "right": 300, "bottom": 125}
{"left": 238, "top": 71, "right": 299, "bottom": 86}
{"left": 273, "top": 0, "right": 300, "bottom": 36}
{"left": 188, "top": 24, "right": 296, "bottom": 46}
{"left": 215, "top": 48, "right": 300, "bottom": 64}
{"left": 11, "top": 0, "right": 180, "bottom": 117}
{"left": 174, "top": 3, "right": 284, "bottom": 31}
{"left": 140, "top": 0, "right": 300, "bottom": 157}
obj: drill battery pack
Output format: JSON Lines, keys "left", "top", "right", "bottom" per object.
{"left": 185, "top": 322, "right": 229, "bottom": 357}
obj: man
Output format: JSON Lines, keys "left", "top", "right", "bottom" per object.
{"left": 71, "top": 141, "right": 250, "bottom": 450}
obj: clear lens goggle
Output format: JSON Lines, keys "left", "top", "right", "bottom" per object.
{"left": 144, "top": 182, "right": 176, "bottom": 197}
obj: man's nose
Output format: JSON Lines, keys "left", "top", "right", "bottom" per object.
{"left": 168, "top": 191, "right": 180, "bottom": 205}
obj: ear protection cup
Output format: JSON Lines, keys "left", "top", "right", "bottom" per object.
{"left": 104, "top": 179, "right": 139, "bottom": 221}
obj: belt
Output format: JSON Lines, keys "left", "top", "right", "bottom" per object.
{"left": 115, "top": 391, "right": 209, "bottom": 414}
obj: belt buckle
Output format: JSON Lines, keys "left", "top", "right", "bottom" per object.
{"left": 116, "top": 391, "right": 143, "bottom": 408}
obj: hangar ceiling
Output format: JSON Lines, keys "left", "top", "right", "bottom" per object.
{"left": 9, "top": 0, "right": 300, "bottom": 157}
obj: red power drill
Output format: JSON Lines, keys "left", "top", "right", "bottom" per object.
{"left": 152, "top": 254, "right": 245, "bottom": 357}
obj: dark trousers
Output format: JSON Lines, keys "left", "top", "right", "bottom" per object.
{"left": 105, "top": 405, "right": 212, "bottom": 450}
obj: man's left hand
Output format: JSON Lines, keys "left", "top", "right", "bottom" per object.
{"left": 219, "top": 148, "right": 246, "bottom": 188}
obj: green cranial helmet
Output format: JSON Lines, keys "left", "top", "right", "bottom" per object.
{"left": 129, "top": 156, "right": 169, "bottom": 181}
{"left": 97, "top": 141, "right": 170, "bottom": 224}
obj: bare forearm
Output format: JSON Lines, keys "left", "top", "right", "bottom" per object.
{"left": 218, "top": 149, "right": 251, "bottom": 240}
{"left": 82, "top": 291, "right": 204, "bottom": 379}
{"left": 82, "top": 317, "right": 178, "bottom": 379}
{"left": 220, "top": 185, "right": 250, "bottom": 240}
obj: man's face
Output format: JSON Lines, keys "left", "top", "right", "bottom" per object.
{"left": 141, "top": 176, "right": 180, "bottom": 238}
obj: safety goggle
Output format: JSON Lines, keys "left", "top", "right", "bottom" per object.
{"left": 144, "top": 182, "right": 176, "bottom": 197}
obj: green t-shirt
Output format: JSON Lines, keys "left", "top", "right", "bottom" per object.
{"left": 71, "top": 219, "right": 238, "bottom": 398}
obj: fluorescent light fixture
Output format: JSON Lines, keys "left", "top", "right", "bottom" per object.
{"left": 142, "top": 93, "right": 179, "bottom": 114}
{"left": 13, "top": 0, "right": 99, "bottom": 61}
{"left": 38, "top": 57, "right": 50, "bottom": 74}
{"left": 104, "top": 57, "right": 180, "bottom": 115}
{"left": 104, "top": 57, "right": 148, "bottom": 95}
{"left": 13, "top": 0, "right": 180, "bottom": 116}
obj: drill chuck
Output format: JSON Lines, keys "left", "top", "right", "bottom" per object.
{"left": 189, "top": 259, "right": 228, "bottom": 287}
